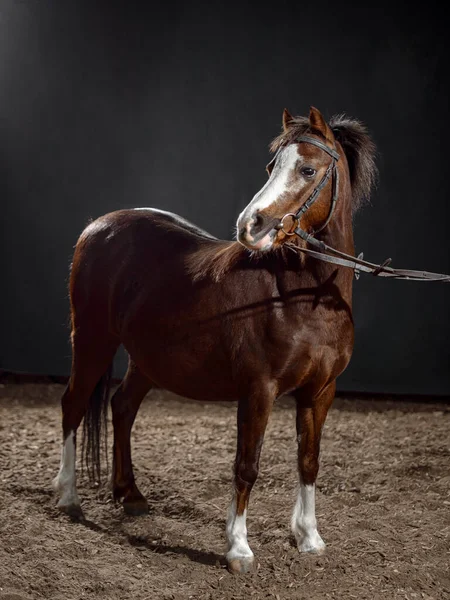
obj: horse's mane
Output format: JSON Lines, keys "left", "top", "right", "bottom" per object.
{"left": 270, "top": 114, "right": 378, "bottom": 213}
{"left": 186, "top": 240, "right": 249, "bottom": 283}
{"left": 186, "top": 239, "right": 304, "bottom": 283}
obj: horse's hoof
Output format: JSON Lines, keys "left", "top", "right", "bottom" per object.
{"left": 298, "top": 539, "right": 326, "bottom": 554}
{"left": 123, "top": 498, "right": 149, "bottom": 516}
{"left": 227, "top": 556, "right": 255, "bottom": 574}
{"left": 57, "top": 502, "right": 85, "bottom": 521}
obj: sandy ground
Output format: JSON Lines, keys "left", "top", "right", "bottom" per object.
{"left": 0, "top": 383, "right": 449, "bottom": 600}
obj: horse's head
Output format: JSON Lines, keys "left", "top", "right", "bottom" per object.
{"left": 237, "top": 107, "right": 340, "bottom": 252}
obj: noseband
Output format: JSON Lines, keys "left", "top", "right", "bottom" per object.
{"left": 276, "top": 135, "right": 340, "bottom": 239}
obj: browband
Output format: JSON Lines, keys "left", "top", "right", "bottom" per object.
{"left": 296, "top": 135, "right": 340, "bottom": 160}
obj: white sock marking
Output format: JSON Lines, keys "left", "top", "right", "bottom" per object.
{"left": 291, "top": 481, "right": 325, "bottom": 553}
{"left": 226, "top": 497, "right": 254, "bottom": 561}
{"left": 53, "top": 431, "right": 81, "bottom": 508}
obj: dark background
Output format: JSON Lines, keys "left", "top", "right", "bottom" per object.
{"left": 1, "top": 1, "right": 449, "bottom": 395}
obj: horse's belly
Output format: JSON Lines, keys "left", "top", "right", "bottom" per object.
{"left": 122, "top": 326, "right": 239, "bottom": 401}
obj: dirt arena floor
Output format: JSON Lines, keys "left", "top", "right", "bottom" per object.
{"left": 0, "top": 383, "right": 449, "bottom": 600}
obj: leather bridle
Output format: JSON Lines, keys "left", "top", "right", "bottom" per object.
{"left": 276, "top": 135, "right": 340, "bottom": 239}
{"left": 271, "top": 137, "right": 450, "bottom": 283}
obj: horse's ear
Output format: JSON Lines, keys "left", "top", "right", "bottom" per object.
{"left": 309, "top": 106, "right": 334, "bottom": 144}
{"left": 282, "top": 108, "right": 295, "bottom": 132}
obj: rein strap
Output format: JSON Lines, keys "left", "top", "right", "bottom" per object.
{"left": 294, "top": 227, "right": 450, "bottom": 282}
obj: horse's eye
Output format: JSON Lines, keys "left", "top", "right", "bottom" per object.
{"left": 301, "top": 167, "right": 316, "bottom": 178}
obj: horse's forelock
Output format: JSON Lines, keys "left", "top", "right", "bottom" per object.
{"left": 269, "top": 116, "right": 310, "bottom": 154}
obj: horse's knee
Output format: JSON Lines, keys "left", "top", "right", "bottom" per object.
{"left": 300, "top": 453, "right": 319, "bottom": 485}
{"left": 235, "top": 460, "right": 259, "bottom": 489}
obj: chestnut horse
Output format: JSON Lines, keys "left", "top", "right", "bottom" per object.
{"left": 53, "top": 107, "right": 377, "bottom": 573}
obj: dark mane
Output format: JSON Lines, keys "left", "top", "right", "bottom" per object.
{"left": 270, "top": 114, "right": 378, "bottom": 213}
{"left": 186, "top": 240, "right": 248, "bottom": 282}
{"left": 186, "top": 239, "right": 303, "bottom": 283}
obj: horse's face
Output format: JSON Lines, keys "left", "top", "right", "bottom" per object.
{"left": 237, "top": 107, "right": 337, "bottom": 252}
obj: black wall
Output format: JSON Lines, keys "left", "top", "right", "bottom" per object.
{"left": 1, "top": 1, "right": 449, "bottom": 395}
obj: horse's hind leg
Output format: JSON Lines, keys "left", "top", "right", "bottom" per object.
{"left": 53, "top": 331, "right": 119, "bottom": 518}
{"left": 291, "top": 381, "right": 336, "bottom": 554}
{"left": 111, "top": 359, "right": 152, "bottom": 515}
{"left": 226, "top": 383, "right": 276, "bottom": 573}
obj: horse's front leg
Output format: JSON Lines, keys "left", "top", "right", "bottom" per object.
{"left": 226, "top": 386, "right": 275, "bottom": 573}
{"left": 291, "top": 382, "right": 335, "bottom": 554}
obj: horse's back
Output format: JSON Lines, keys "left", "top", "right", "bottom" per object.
{"left": 130, "top": 207, "right": 217, "bottom": 241}
{"left": 80, "top": 208, "right": 217, "bottom": 248}
{"left": 73, "top": 207, "right": 220, "bottom": 285}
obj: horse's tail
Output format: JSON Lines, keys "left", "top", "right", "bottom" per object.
{"left": 81, "top": 363, "right": 113, "bottom": 483}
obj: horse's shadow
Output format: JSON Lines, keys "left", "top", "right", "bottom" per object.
{"left": 74, "top": 513, "right": 227, "bottom": 568}
{"left": 127, "top": 533, "right": 226, "bottom": 567}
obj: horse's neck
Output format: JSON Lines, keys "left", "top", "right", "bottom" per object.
{"left": 318, "top": 202, "right": 355, "bottom": 255}
{"left": 279, "top": 190, "right": 355, "bottom": 302}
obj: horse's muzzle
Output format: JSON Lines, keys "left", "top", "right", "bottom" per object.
{"left": 237, "top": 211, "right": 278, "bottom": 251}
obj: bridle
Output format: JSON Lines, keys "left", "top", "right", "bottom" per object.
{"left": 275, "top": 135, "right": 340, "bottom": 239}
{"left": 269, "top": 136, "right": 450, "bottom": 283}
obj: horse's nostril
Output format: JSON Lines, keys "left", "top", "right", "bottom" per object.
{"left": 253, "top": 213, "right": 264, "bottom": 229}
{"left": 249, "top": 212, "right": 278, "bottom": 240}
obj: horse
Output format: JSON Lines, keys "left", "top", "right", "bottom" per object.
{"left": 53, "top": 107, "right": 377, "bottom": 573}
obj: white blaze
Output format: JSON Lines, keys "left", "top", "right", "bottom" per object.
{"left": 226, "top": 497, "right": 254, "bottom": 561}
{"left": 291, "top": 481, "right": 325, "bottom": 553}
{"left": 241, "top": 145, "right": 304, "bottom": 218}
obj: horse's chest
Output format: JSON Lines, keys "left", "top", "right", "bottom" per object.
{"left": 264, "top": 303, "right": 353, "bottom": 391}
